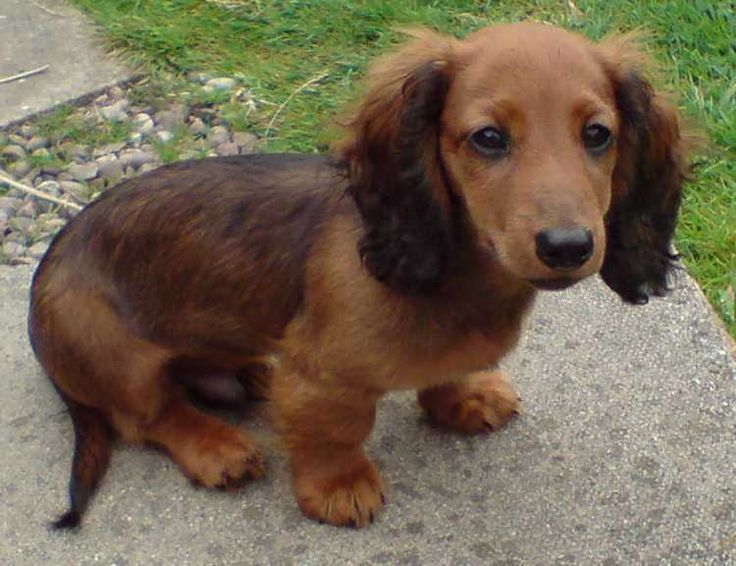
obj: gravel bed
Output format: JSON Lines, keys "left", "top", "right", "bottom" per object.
{"left": 0, "top": 75, "right": 261, "bottom": 264}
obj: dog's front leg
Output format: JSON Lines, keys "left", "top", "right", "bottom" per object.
{"left": 272, "top": 369, "right": 385, "bottom": 527}
{"left": 418, "top": 369, "right": 522, "bottom": 434}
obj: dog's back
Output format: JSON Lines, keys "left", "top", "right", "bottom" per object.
{"left": 31, "top": 154, "right": 345, "bottom": 358}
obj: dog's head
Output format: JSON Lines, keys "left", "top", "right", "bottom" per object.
{"left": 339, "top": 23, "right": 688, "bottom": 302}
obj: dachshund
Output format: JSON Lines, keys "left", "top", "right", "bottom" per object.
{"left": 29, "top": 22, "right": 689, "bottom": 529}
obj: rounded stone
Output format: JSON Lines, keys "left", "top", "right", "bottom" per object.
{"left": 18, "top": 200, "right": 38, "bottom": 218}
{"left": 119, "top": 149, "right": 156, "bottom": 169}
{"left": 97, "top": 157, "right": 124, "bottom": 181}
{"left": 233, "top": 131, "right": 258, "bottom": 153}
{"left": 0, "top": 197, "right": 24, "bottom": 215}
{"left": 215, "top": 142, "right": 239, "bottom": 157}
{"left": 60, "top": 181, "right": 90, "bottom": 202}
{"left": 28, "top": 240, "right": 51, "bottom": 260}
{"left": 204, "top": 77, "right": 237, "bottom": 92}
{"left": 9, "top": 216, "right": 34, "bottom": 234}
{"left": 67, "top": 162, "right": 99, "bottom": 181}
{"left": 155, "top": 104, "right": 188, "bottom": 129}
{"left": 1, "top": 145, "right": 27, "bottom": 161}
{"left": 207, "top": 126, "right": 231, "bottom": 147}
{"left": 188, "top": 118, "right": 207, "bottom": 136}
{"left": 9, "top": 160, "right": 32, "bottom": 178}
{"left": 156, "top": 130, "right": 174, "bottom": 144}
{"left": 2, "top": 240, "right": 26, "bottom": 259}
{"left": 26, "top": 136, "right": 50, "bottom": 151}
{"left": 99, "top": 99, "right": 130, "bottom": 122}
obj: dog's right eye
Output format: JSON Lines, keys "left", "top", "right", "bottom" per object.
{"left": 469, "top": 127, "right": 510, "bottom": 158}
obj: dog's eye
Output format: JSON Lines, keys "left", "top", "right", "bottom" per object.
{"left": 470, "top": 127, "right": 510, "bottom": 158}
{"left": 582, "top": 124, "right": 613, "bottom": 153}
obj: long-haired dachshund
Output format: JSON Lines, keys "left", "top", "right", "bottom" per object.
{"left": 30, "top": 22, "right": 688, "bottom": 529}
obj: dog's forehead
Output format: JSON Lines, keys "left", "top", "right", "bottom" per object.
{"left": 455, "top": 23, "right": 610, "bottom": 98}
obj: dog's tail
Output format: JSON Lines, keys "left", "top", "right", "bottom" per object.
{"left": 52, "top": 399, "right": 112, "bottom": 530}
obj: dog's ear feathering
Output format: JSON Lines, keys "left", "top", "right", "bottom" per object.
{"left": 337, "top": 30, "right": 456, "bottom": 295}
{"left": 597, "top": 35, "right": 692, "bottom": 304}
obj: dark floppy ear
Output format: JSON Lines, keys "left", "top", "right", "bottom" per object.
{"left": 598, "top": 37, "right": 690, "bottom": 304}
{"left": 337, "top": 30, "right": 455, "bottom": 295}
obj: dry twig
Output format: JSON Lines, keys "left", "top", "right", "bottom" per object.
{"left": 0, "top": 65, "right": 50, "bottom": 86}
{"left": 30, "top": 0, "right": 66, "bottom": 17}
{"left": 0, "top": 172, "right": 83, "bottom": 211}
{"left": 265, "top": 71, "right": 329, "bottom": 137}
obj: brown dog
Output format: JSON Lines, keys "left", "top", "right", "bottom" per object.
{"left": 29, "top": 22, "right": 688, "bottom": 529}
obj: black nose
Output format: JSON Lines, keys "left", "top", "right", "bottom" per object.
{"left": 535, "top": 227, "right": 594, "bottom": 270}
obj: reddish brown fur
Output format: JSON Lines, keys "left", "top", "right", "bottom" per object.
{"left": 29, "top": 23, "right": 688, "bottom": 529}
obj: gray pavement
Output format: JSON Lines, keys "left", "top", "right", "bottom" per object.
{"left": 0, "top": 0, "right": 133, "bottom": 128}
{"left": 1, "top": 265, "right": 735, "bottom": 564}
{"left": 1, "top": 1, "right": 735, "bottom": 564}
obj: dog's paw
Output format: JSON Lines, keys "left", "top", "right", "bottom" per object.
{"left": 419, "top": 369, "right": 522, "bottom": 434}
{"left": 183, "top": 429, "right": 265, "bottom": 490}
{"left": 294, "top": 455, "right": 386, "bottom": 528}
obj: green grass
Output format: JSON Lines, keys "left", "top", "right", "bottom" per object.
{"left": 68, "top": 0, "right": 735, "bottom": 334}
{"left": 35, "top": 105, "right": 133, "bottom": 148}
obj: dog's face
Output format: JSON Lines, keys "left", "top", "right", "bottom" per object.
{"left": 341, "top": 23, "right": 687, "bottom": 302}
{"left": 440, "top": 25, "right": 619, "bottom": 288}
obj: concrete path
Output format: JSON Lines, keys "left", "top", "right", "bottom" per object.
{"left": 1, "top": 265, "right": 734, "bottom": 564}
{"left": 0, "top": 0, "right": 132, "bottom": 128}
{"left": 1, "top": 1, "right": 735, "bottom": 564}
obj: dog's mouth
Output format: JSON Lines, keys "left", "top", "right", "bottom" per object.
{"left": 527, "top": 277, "right": 579, "bottom": 291}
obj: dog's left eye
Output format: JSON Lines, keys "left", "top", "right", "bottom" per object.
{"left": 469, "top": 127, "right": 510, "bottom": 158}
{"left": 582, "top": 124, "right": 613, "bottom": 153}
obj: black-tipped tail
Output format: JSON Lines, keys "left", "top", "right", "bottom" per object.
{"left": 51, "top": 401, "right": 111, "bottom": 530}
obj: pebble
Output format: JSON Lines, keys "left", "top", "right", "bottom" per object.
{"left": 93, "top": 142, "right": 126, "bottom": 158}
{"left": 9, "top": 160, "right": 32, "bottom": 178}
{"left": 67, "top": 144, "right": 91, "bottom": 161}
{"left": 207, "top": 125, "right": 231, "bottom": 147}
{"left": 18, "top": 200, "right": 37, "bottom": 218}
{"left": 216, "top": 142, "right": 239, "bottom": 156}
{"left": 233, "top": 131, "right": 258, "bottom": 153}
{"left": 156, "top": 130, "right": 174, "bottom": 144}
{"left": 204, "top": 77, "right": 237, "bottom": 91}
{"left": 60, "top": 181, "right": 90, "bottom": 203}
{"left": 2, "top": 241, "right": 26, "bottom": 259}
{"left": 133, "top": 113, "right": 155, "bottom": 136}
{"left": 97, "top": 156, "right": 124, "bottom": 181}
{"left": 67, "top": 162, "right": 99, "bottom": 181}
{"left": 156, "top": 104, "right": 188, "bottom": 129}
{"left": 9, "top": 216, "right": 34, "bottom": 235}
{"left": 26, "top": 136, "right": 49, "bottom": 151}
{"left": 187, "top": 71, "right": 212, "bottom": 84}
{"left": 119, "top": 149, "right": 157, "bottom": 169}
{"left": 0, "top": 197, "right": 23, "bottom": 217}
{"left": 28, "top": 240, "right": 50, "bottom": 260}
{"left": 2, "top": 145, "right": 27, "bottom": 161}
{"left": 99, "top": 99, "right": 130, "bottom": 122}
{"left": 189, "top": 117, "right": 207, "bottom": 136}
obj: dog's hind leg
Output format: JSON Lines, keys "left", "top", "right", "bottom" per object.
{"left": 32, "top": 285, "right": 263, "bottom": 525}
{"left": 139, "top": 398, "right": 264, "bottom": 489}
